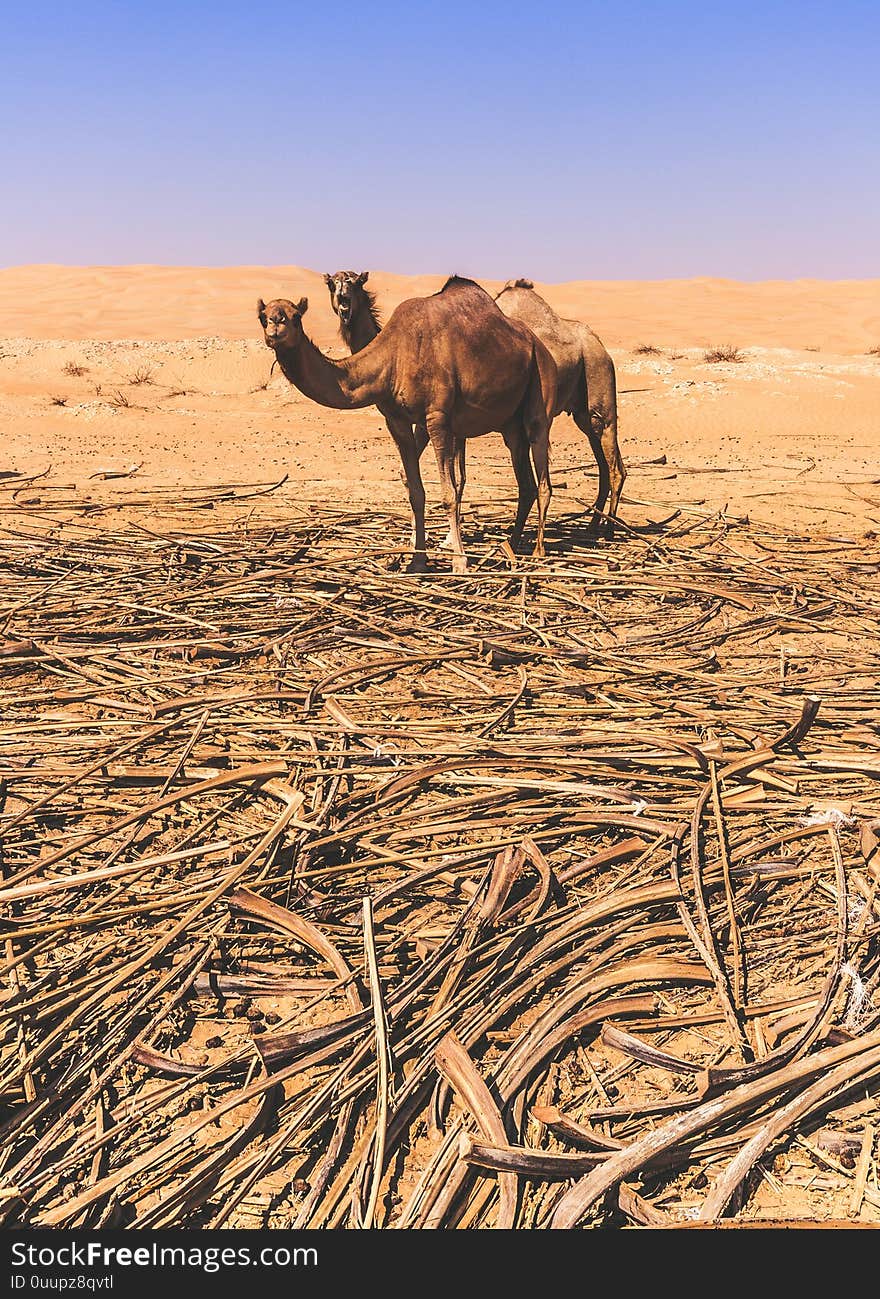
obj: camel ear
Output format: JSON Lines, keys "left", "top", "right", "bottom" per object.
{"left": 295, "top": 297, "right": 308, "bottom": 316}
{"left": 356, "top": 271, "right": 369, "bottom": 286}
{"left": 323, "top": 273, "right": 334, "bottom": 287}
{"left": 257, "top": 299, "right": 267, "bottom": 324}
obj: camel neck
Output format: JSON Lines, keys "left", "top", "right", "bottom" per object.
{"left": 341, "top": 308, "right": 381, "bottom": 354}
{"left": 273, "top": 331, "right": 376, "bottom": 410}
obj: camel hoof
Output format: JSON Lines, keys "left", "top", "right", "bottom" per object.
{"left": 531, "top": 544, "right": 545, "bottom": 560}
{"left": 439, "top": 530, "right": 455, "bottom": 551}
{"left": 406, "top": 555, "right": 428, "bottom": 574}
{"left": 452, "top": 554, "right": 469, "bottom": 575}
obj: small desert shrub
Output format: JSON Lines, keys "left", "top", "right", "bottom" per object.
{"left": 128, "top": 364, "right": 156, "bottom": 385}
{"left": 109, "top": 389, "right": 132, "bottom": 408}
{"left": 866, "top": 345, "right": 880, "bottom": 356}
{"left": 703, "top": 344, "right": 744, "bottom": 364}
{"left": 62, "top": 360, "right": 88, "bottom": 377}
{"left": 49, "top": 394, "right": 68, "bottom": 406}
{"left": 633, "top": 343, "right": 662, "bottom": 355}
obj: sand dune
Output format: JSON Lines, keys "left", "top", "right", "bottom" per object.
{"left": 1, "top": 265, "right": 879, "bottom": 352}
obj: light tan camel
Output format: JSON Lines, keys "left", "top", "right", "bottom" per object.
{"left": 258, "top": 276, "right": 557, "bottom": 572}
{"left": 323, "top": 270, "right": 466, "bottom": 536}
{"left": 495, "top": 280, "right": 625, "bottom": 535}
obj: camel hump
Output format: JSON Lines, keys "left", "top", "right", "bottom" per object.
{"left": 496, "top": 278, "right": 535, "bottom": 299}
{"left": 438, "top": 274, "right": 486, "bottom": 295}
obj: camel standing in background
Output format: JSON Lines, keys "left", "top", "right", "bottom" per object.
{"left": 258, "top": 276, "right": 557, "bottom": 572}
{"left": 495, "top": 280, "right": 625, "bottom": 535}
{"left": 323, "top": 270, "right": 467, "bottom": 529}
{"left": 323, "top": 269, "right": 383, "bottom": 354}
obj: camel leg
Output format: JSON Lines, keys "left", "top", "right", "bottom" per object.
{"left": 440, "top": 440, "right": 468, "bottom": 549}
{"left": 529, "top": 432, "right": 552, "bottom": 559}
{"left": 413, "top": 422, "right": 429, "bottom": 457}
{"left": 575, "top": 408, "right": 625, "bottom": 538}
{"left": 574, "top": 409, "right": 609, "bottom": 536}
{"left": 412, "top": 424, "right": 465, "bottom": 549}
{"left": 412, "top": 419, "right": 465, "bottom": 552}
{"left": 427, "top": 416, "right": 467, "bottom": 573}
{"left": 599, "top": 412, "right": 626, "bottom": 537}
{"left": 502, "top": 425, "right": 538, "bottom": 548}
{"left": 387, "top": 420, "right": 427, "bottom": 571}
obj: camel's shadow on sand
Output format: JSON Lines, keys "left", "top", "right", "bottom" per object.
{"left": 380, "top": 504, "right": 683, "bottom": 574}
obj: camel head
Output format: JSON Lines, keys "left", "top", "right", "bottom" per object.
{"left": 323, "top": 270, "right": 369, "bottom": 326}
{"left": 257, "top": 297, "right": 308, "bottom": 350}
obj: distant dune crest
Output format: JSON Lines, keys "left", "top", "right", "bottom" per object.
{"left": 0, "top": 265, "right": 877, "bottom": 352}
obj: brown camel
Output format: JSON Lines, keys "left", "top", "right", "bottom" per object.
{"left": 323, "top": 270, "right": 466, "bottom": 534}
{"left": 323, "top": 270, "right": 383, "bottom": 354}
{"left": 258, "top": 276, "right": 557, "bottom": 572}
{"left": 494, "top": 280, "right": 625, "bottom": 535}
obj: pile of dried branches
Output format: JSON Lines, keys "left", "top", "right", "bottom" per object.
{"left": 1, "top": 490, "right": 879, "bottom": 1228}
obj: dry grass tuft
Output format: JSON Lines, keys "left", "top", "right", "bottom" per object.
{"left": 633, "top": 344, "right": 662, "bottom": 356}
{"left": 62, "top": 361, "right": 88, "bottom": 377}
{"left": 49, "top": 394, "right": 68, "bottom": 407}
{"left": 128, "top": 364, "right": 157, "bottom": 386}
{"left": 704, "top": 344, "right": 744, "bottom": 364}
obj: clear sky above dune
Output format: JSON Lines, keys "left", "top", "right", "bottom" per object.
{"left": 3, "top": 0, "right": 878, "bottom": 280}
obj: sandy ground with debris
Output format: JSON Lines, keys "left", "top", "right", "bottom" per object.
{"left": 1, "top": 267, "right": 880, "bottom": 1230}
{"left": 0, "top": 266, "right": 878, "bottom": 544}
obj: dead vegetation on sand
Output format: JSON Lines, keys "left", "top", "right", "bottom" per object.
{"left": 1, "top": 483, "right": 879, "bottom": 1229}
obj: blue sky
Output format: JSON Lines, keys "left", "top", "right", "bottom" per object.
{"left": 2, "top": 0, "right": 878, "bottom": 278}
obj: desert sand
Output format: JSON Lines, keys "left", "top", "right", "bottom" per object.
{"left": 2, "top": 267, "right": 880, "bottom": 1231}
{"left": 1, "top": 265, "right": 878, "bottom": 545}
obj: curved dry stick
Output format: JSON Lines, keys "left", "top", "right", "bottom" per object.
{"left": 359, "top": 896, "right": 390, "bottom": 1229}
{"left": 432, "top": 1031, "right": 517, "bottom": 1230}
{"left": 549, "top": 1026, "right": 880, "bottom": 1229}
{"left": 0, "top": 838, "right": 234, "bottom": 905}
{"left": 460, "top": 1132, "right": 605, "bottom": 1179}
{"left": 697, "top": 821, "right": 849, "bottom": 1096}
{"left": 709, "top": 758, "right": 744, "bottom": 1007}
{"left": 673, "top": 812, "right": 750, "bottom": 1059}
{"left": 600, "top": 1023, "right": 703, "bottom": 1077}
{"left": 401, "top": 993, "right": 659, "bottom": 1229}
{"left": 497, "top": 835, "right": 557, "bottom": 926}
{"left": 698, "top": 1043, "right": 880, "bottom": 1221}
{"left": 476, "top": 664, "right": 528, "bottom": 738}
{"left": 228, "top": 880, "right": 362, "bottom": 1013}
{"left": 478, "top": 844, "right": 527, "bottom": 926}
{"left": 771, "top": 695, "right": 822, "bottom": 751}
{"left": 2, "top": 761, "right": 288, "bottom": 890}
{"left": 530, "top": 1106, "right": 626, "bottom": 1152}
{"left": 304, "top": 648, "right": 472, "bottom": 713}
{"left": 617, "top": 1181, "right": 675, "bottom": 1226}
